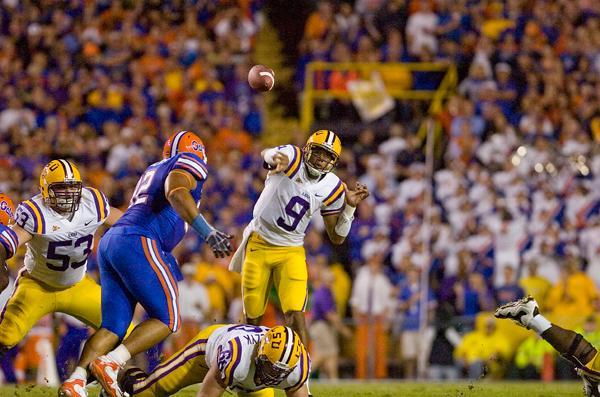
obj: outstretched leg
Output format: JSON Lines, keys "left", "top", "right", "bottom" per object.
{"left": 496, "top": 297, "right": 600, "bottom": 396}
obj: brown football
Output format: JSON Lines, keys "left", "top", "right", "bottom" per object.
{"left": 248, "top": 65, "right": 275, "bottom": 92}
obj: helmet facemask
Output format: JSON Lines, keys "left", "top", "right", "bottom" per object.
{"left": 255, "top": 355, "right": 293, "bottom": 386}
{"left": 303, "top": 145, "right": 338, "bottom": 177}
{"left": 46, "top": 181, "right": 82, "bottom": 214}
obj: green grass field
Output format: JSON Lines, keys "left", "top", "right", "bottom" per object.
{"left": 0, "top": 382, "right": 585, "bottom": 397}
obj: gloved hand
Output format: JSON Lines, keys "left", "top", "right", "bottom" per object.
{"left": 206, "top": 229, "right": 233, "bottom": 258}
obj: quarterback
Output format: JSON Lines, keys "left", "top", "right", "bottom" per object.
{"left": 497, "top": 297, "right": 600, "bottom": 396}
{"left": 62, "top": 131, "right": 233, "bottom": 397}
{"left": 229, "top": 130, "right": 369, "bottom": 347}
{"left": 0, "top": 160, "right": 122, "bottom": 352}
{"left": 118, "top": 324, "right": 310, "bottom": 397}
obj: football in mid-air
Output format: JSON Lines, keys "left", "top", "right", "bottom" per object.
{"left": 248, "top": 65, "right": 275, "bottom": 92}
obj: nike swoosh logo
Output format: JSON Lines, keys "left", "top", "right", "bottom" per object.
{"left": 315, "top": 194, "right": 324, "bottom": 197}
{"left": 250, "top": 248, "right": 259, "bottom": 252}
{"left": 85, "top": 220, "right": 93, "bottom": 226}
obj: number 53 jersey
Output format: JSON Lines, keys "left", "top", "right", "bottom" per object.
{"left": 13, "top": 188, "right": 110, "bottom": 289}
{"left": 252, "top": 144, "right": 346, "bottom": 247}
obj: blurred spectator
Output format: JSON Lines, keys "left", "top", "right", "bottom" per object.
{"left": 512, "top": 335, "right": 554, "bottom": 380}
{"left": 428, "top": 305, "right": 461, "bottom": 380}
{"left": 309, "top": 260, "right": 352, "bottom": 380}
{"left": 454, "top": 317, "right": 511, "bottom": 380}
{"left": 173, "top": 265, "right": 210, "bottom": 352}
{"left": 397, "top": 266, "right": 436, "bottom": 379}
{"left": 519, "top": 262, "right": 552, "bottom": 309}
{"left": 546, "top": 259, "right": 599, "bottom": 319}
{"left": 351, "top": 251, "right": 393, "bottom": 379}
{"left": 495, "top": 266, "right": 525, "bottom": 305}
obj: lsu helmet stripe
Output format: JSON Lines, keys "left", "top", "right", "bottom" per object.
{"left": 285, "top": 146, "right": 302, "bottom": 178}
{"left": 170, "top": 131, "right": 187, "bottom": 158}
{"left": 280, "top": 327, "right": 294, "bottom": 365}
{"left": 59, "top": 159, "right": 74, "bottom": 179}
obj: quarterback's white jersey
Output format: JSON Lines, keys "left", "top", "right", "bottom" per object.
{"left": 205, "top": 324, "right": 310, "bottom": 393}
{"left": 13, "top": 188, "right": 110, "bottom": 288}
{"left": 251, "top": 144, "right": 345, "bottom": 246}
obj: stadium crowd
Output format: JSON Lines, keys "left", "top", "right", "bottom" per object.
{"left": 0, "top": 0, "right": 599, "bottom": 385}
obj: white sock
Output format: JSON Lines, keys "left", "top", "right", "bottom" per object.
{"left": 529, "top": 314, "right": 552, "bottom": 334}
{"left": 72, "top": 366, "right": 87, "bottom": 381}
{"left": 107, "top": 344, "right": 131, "bottom": 366}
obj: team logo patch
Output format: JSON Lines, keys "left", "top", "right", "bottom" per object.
{"left": 0, "top": 201, "right": 13, "bottom": 218}
{"left": 191, "top": 140, "right": 201, "bottom": 150}
{"left": 52, "top": 225, "right": 61, "bottom": 231}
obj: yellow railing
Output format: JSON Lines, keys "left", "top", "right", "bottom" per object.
{"left": 301, "top": 61, "right": 457, "bottom": 148}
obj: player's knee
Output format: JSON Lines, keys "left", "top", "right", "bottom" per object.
{"left": 102, "top": 322, "right": 129, "bottom": 341}
{"left": 0, "top": 324, "right": 21, "bottom": 349}
{"left": 566, "top": 333, "right": 598, "bottom": 367}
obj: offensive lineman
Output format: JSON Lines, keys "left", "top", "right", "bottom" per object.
{"left": 61, "top": 131, "right": 233, "bottom": 397}
{"left": 0, "top": 160, "right": 122, "bottom": 353}
{"left": 229, "top": 130, "right": 369, "bottom": 351}
{"left": 118, "top": 324, "right": 310, "bottom": 397}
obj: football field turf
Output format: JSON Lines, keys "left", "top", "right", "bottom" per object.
{"left": 0, "top": 382, "right": 584, "bottom": 397}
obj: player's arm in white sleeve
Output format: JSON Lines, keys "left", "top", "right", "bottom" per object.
{"left": 262, "top": 144, "right": 298, "bottom": 174}
{"left": 195, "top": 357, "right": 226, "bottom": 397}
{"left": 165, "top": 168, "right": 232, "bottom": 258}
{"left": 323, "top": 182, "right": 370, "bottom": 245}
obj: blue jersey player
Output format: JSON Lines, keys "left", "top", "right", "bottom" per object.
{"left": 60, "top": 131, "right": 233, "bottom": 397}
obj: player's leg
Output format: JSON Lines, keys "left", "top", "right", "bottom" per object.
{"left": 117, "top": 237, "right": 181, "bottom": 356}
{"left": 242, "top": 234, "right": 273, "bottom": 325}
{"left": 496, "top": 297, "right": 600, "bottom": 396}
{"left": 273, "top": 246, "right": 309, "bottom": 346}
{"left": 56, "top": 275, "right": 103, "bottom": 329}
{"left": 0, "top": 272, "right": 55, "bottom": 353}
{"left": 119, "top": 324, "right": 223, "bottom": 397}
{"left": 61, "top": 234, "right": 136, "bottom": 397}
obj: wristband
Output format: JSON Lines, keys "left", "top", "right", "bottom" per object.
{"left": 342, "top": 205, "right": 356, "bottom": 219}
{"left": 191, "top": 214, "right": 213, "bottom": 241}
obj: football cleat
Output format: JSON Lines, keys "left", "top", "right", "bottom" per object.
{"left": 58, "top": 378, "right": 88, "bottom": 397}
{"left": 494, "top": 296, "right": 539, "bottom": 329}
{"left": 90, "top": 355, "right": 124, "bottom": 397}
{"left": 578, "top": 370, "right": 600, "bottom": 397}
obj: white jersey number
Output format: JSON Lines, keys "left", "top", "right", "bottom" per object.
{"left": 130, "top": 169, "right": 157, "bottom": 206}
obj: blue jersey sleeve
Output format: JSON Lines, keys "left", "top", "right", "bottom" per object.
{"left": 0, "top": 224, "right": 18, "bottom": 259}
{"left": 172, "top": 153, "right": 208, "bottom": 182}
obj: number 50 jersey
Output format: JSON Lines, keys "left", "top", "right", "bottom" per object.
{"left": 251, "top": 144, "right": 346, "bottom": 247}
{"left": 13, "top": 188, "right": 110, "bottom": 289}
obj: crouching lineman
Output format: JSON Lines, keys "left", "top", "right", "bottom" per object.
{"left": 0, "top": 160, "right": 122, "bottom": 355}
{"left": 117, "top": 324, "right": 310, "bottom": 397}
{"left": 496, "top": 297, "right": 600, "bottom": 396}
